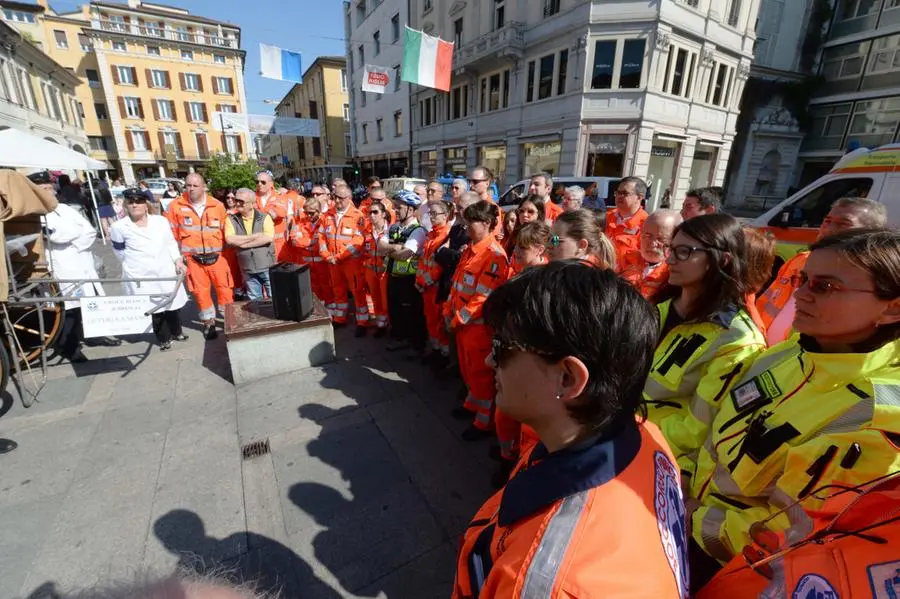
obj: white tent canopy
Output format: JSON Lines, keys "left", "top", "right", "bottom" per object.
{"left": 0, "top": 128, "right": 108, "bottom": 170}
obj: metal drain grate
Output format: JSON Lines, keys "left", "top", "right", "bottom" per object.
{"left": 241, "top": 438, "right": 271, "bottom": 460}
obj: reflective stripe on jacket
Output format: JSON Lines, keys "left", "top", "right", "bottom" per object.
{"left": 605, "top": 207, "right": 648, "bottom": 270}
{"left": 318, "top": 205, "right": 365, "bottom": 262}
{"left": 756, "top": 251, "right": 808, "bottom": 331}
{"left": 289, "top": 215, "right": 323, "bottom": 262}
{"left": 690, "top": 335, "right": 900, "bottom": 563}
{"left": 415, "top": 222, "right": 450, "bottom": 290}
{"left": 646, "top": 300, "right": 766, "bottom": 478}
{"left": 452, "top": 420, "right": 689, "bottom": 599}
{"left": 444, "top": 235, "right": 509, "bottom": 329}
{"left": 166, "top": 194, "right": 228, "bottom": 256}
{"left": 621, "top": 256, "right": 670, "bottom": 301}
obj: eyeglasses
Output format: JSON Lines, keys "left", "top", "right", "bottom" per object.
{"left": 234, "top": 200, "right": 247, "bottom": 206}
{"left": 369, "top": 210, "right": 382, "bottom": 215}
{"left": 427, "top": 188, "right": 441, "bottom": 195}
{"left": 255, "top": 180, "right": 268, "bottom": 185}
{"left": 468, "top": 178, "right": 488, "bottom": 185}
{"left": 428, "top": 210, "right": 447, "bottom": 217}
{"left": 614, "top": 190, "right": 636, "bottom": 197}
{"left": 491, "top": 337, "right": 555, "bottom": 367}
{"left": 667, "top": 245, "right": 712, "bottom": 261}
{"left": 225, "top": 195, "right": 236, "bottom": 200}
{"left": 790, "top": 273, "right": 878, "bottom": 296}
{"left": 451, "top": 185, "right": 465, "bottom": 190}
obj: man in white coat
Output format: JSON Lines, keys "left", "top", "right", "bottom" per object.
{"left": 29, "top": 171, "right": 120, "bottom": 363}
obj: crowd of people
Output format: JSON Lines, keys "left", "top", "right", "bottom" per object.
{"left": 24, "top": 164, "right": 900, "bottom": 597}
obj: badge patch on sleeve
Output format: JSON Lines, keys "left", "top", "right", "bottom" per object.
{"left": 184, "top": 216, "right": 193, "bottom": 226}
{"left": 654, "top": 452, "right": 689, "bottom": 599}
{"left": 867, "top": 560, "right": 900, "bottom": 599}
{"left": 792, "top": 573, "right": 838, "bottom": 599}
{"left": 732, "top": 371, "right": 782, "bottom": 412}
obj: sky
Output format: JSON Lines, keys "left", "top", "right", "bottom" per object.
{"left": 45, "top": 0, "right": 348, "bottom": 115}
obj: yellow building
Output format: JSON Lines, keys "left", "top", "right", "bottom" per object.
{"left": 268, "top": 56, "right": 350, "bottom": 183}
{"left": 29, "top": 0, "right": 250, "bottom": 184}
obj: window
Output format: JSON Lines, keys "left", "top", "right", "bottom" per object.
{"left": 480, "top": 69, "right": 510, "bottom": 112}
{"left": 147, "top": 46, "right": 161, "bottom": 56}
{"left": 544, "top": 0, "right": 561, "bottom": 17}
{"left": 804, "top": 103, "right": 853, "bottom": 151}
{"left": 123, "top": 96, "right": 142, "bottom": 118}
{"left": 218, "top": 104, "right": 237, "bottom": 113}
{"left": 345, "top": 133, "right": 352, "bottom": 156}
{"left": 108, "top": 14, "right": 127, "bottom": 31}
{"left": 705, "top": 63, "right": 734, "bottom": 107}
{"left": 394, "top": 110, "right": 403, "bottom": 136}
{"left": 620, "top": 39, "right": 646, "bottom": 88}
{"left": 537, "top": 54, "right": 554, "bottom": 100}
{"left": 848, "top": 97, "right": 900, "bottom": 147}
{"left": 448, "top": 84, "right": 469, "bottom": 119}
{"left": 526, "top": 50, "right": 568, "bottom": 101}
{"left": 188, "top": 101, "right": 206, "bottom": 122}
{"left": 343, "top": 103, "right": 350, "bottom": 121}
{"left": 374, "top": 31, "right": 381, "bottom": 56}
{"left": 420, "top": 96, "right": 437, "bottom": 125}
{"left": 78, "top": 34, "right": 92, "bottom": 51}
{"left": 225, "top": 134, "right": 239, "bottom": 154}
{"left": 376, "top": 118, "right": 384, "bottom": 141}
{"left": 867, "top": 34, "right": 900, "bottom": 74}
{"left": 361, "top": 91, "right": 367, "bottom": 107}
{"left": 214, "top": 54, "right": 226, "bottom": 64}
{"left": 840, "top": 0, "right": 881, "bottom": 20}
{"left": 131, "top": 130, "right": 147, "bottom": 151}
{"left": 424, "top": 0, "right": 433, "bottom": 12}
{"left": 454, "top": 18, "right": 463, "bottom": 46}
{"left": 196, "top": 133, "right": 209, "bottom": 157}
{"left": 726, "top": 0, "right": 742, "bottom": 26}
{"left": 312, "top": 138, "right": 322, "bottom": 156}
{"left": 769, "top": 177, "right": 873, "bottom": 228}
{"left": 362, "top": 123, "right": 369, "bottom": 144}
{"left": 341, "top": 68, "right": 348, "bottom": 91}
{"left": 157, "top": 99, "right": 174, "bottom": 120}
{"left": 358, "top": 45, "right": 365, "bottom": 66}
{"left": 391, "top": 13, "right": 400, "bottom": 41}
{"left": 116, "top": 66, "right": 135, "bottom": 85}
{"left": 53, "top": 30, "right": 69, "bottom": 49}
{"left": 88, "top": 136, "right": 110, "bottom": 151}
{"left": 182, "top": 49, "right": 193, "bottom": 60}
{"left": 95, "top": 102, "right": 108, "bottom": 119}
{"left": 309, "top": 100, "right": 318, "bottom": 119}
{"left": 662, "top": 46, "right": 697, "bottom": 98}
{"left": 526, "top": 61, "right": 535, "bottom": 102}
{"left": 3, "top": 10, "right": 36, "bottom": 23}
{"left": 213, "top": 77, "right": 233, "bottom": 94}
{"left": 822, "top": 41, "right": 869, "bottom": 81}
{"left": 184, "top": 73, "right": 201, "bottom": 91}
{"left": 591, "top": 41, "right": 616, "bottom": 89}
{"left": 356, "top": 0, "right": 366, "bottom": 24}
{"left": 112, "top": 41, "right": 127, "bottom": 52}
{"left": 151, "top": 69, "right": 169, "bottom": 88}
{"left": 494, "top": 0, "right": 506, "bottom": 30}
{"left": 394, "top": 65, "right": 401, "bottom": 91}
{"left": 163, "top": 131, "right": 179, "bottom": 156}
{"left": 86, "top": 69, "right": 101, "bottom": 88}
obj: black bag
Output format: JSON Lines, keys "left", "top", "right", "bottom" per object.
{"left": 190, "top": 253, "right": 220, "bottom": 266}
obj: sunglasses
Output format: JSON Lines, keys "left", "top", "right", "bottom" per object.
{"left": 311, "top": 191, "right": 327, "bottom": 196}
{"left": 547, "top": 234, "right": 561, "bottom": 248}
{"left": 468, "top": 178, "right": 488, "bottom": 185}
{"left": 790, "top": 273, "right": 877, "bottom": 296}
{"left": 491, "top": 337, "right": 555, "bottom": 367}
{"left": 256, "top": 180, "right": 268, "bottom": 185}
{"left": 369, "top": 209, "right": 382, "bottom": 215}
{"left": 667, "top": 245, "right": 712, "bottom": 261}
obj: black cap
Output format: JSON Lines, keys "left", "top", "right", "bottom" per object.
{"left": 122, "top": 188, "right": 148, "bottom": 202}
{"left": 27, "top": 171, "right": 53, "bottom": 185}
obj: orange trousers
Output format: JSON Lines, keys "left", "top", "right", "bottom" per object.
{"left": 422, "top": 286, "right": 449, "bottom": 353}
{"left": 305, "top": 259, "right": 334, "bottom": 307}
{"left": 222, "top": 248, "right": 243, "bottom": 292}
{"left": 185, "top": 255, "right": 234, "bottom": 321}
{"left": 329, "top": 259, "right": 370, "bottom": 325}
{"left": 363, "top": 267, "right": 389, "bottom": 329}
{"left": 457, "top": 323, "right": 496, "bottom": 431}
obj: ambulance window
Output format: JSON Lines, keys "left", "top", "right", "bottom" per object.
{"left": 769, "top": 177, "right": 874, "bottom": 228}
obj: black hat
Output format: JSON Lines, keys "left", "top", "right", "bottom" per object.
{"left": 27, "top": 171, "right": 53, "bottom": 185}
{"left": 122, "top": 188, "right": 148, "bottom": 202}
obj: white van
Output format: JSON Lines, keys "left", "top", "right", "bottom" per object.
{"left": 499, "top": 176, "right": 621, "bottom": 211}
{"left": 382, "top": 177, "right": 427, "bottom": 196}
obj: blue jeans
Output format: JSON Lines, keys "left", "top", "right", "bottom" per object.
{"left": 245, "top": 271, "right": 272, "bottom": 301}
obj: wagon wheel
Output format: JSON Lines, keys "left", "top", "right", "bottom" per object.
{"left": 4, "top": 282, "right": 66, "bottom": 366}
{"left": 0, "top": 341, "right": 9, "bottom": 395}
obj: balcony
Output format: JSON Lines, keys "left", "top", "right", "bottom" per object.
{"left": 93, "top": 19, "right": 239, "bottom": 49}
{"left": 153, "top": 151, "right": 212, "bottom": 161}
{"left": 453, "top": 22, "right": 525, "bottom": 74}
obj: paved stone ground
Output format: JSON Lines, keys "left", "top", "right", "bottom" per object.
{"left": 0, "top": 242, "right": 496, "bottom": 598}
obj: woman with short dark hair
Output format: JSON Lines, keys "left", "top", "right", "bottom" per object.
{"left": 452, "top": 261, "right": 688, "bottom": 598}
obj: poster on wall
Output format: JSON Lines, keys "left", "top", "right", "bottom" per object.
{"left": 362, "top": 65, "right": 392, "bottom": 94}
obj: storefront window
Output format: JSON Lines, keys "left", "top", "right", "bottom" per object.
{"left": 478, "top": 145, "right": 507, "bottom": 184}
{"left": 443, "top": 147, "right": 468, "bottom": 176}
{"left": 585, "top": 134, "right": 627, "bottom": 177}
{"left": 646, "top": 138, "right": 682, "bottom": 211}
{"left": 521, "top": 140, "right": 561, "bottom": 179}
{"left": 419, "top": 150, "right": 437, "bottom": 180}
{"left": 689, "top": 143, "right": 719, "bottom": 189}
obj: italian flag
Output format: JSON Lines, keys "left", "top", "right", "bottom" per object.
{"left": 402, "top": 26, "right": 454, "bottom": 92}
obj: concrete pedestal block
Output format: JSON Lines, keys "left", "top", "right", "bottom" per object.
{"left": 224, "top": 299, "right": 335, "bottom": 386}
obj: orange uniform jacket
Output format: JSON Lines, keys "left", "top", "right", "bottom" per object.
{"left": 606, "top": 208, "right": 649, "bottom": 268}
{"left": 621, "top": 257, "right": 670, "bottom": 301}
{"left": 756, "top": 251, "right": 808, "bottom": 331}
{"left": 444, "top": 235, "right": 509, "bottom": 329}
{"left": 362, "top": 225, "right": 389, "bottom": 272}
{"left": 256, "top": 191, "right": 293, "bottom": 261}
{"left": 545, "top": 200, "right": 564, "bottom": 222}
{"left": 290, "top": 215, "right": 323, "bottom": 263}
{"left": 453, "top": 420, "right": 689, "bottom": 598}
{"left": 167, "top": 194, "right": 229, "bottom": 256}
{"left": 415, "top": 222, "right": 451, "bottom": 291}
{"left": 318, "top": 205, "right": 366, "bottom": 263}
{"left": 359, "top": 196, "right": 396, "bottom": 231}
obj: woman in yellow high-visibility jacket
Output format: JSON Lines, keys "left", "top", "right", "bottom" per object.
{"left": 644, "top": 214, "right": 766, "bottom": 483}
{"left": 689, "top": 228, "right": 900, "bottom": 590}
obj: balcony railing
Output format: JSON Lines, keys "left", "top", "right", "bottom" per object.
{"left": 94, "top": 19, "right": 239, "bottom": 49}
{"left": 453, "top": 21, "right": 525, "bottom": 72}
{"left": 154, "top": 151, "right": 212, "bottom": 161}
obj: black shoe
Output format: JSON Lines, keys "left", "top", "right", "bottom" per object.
{"left": 491, "top": 461, "right": 515, "bottom": 489}
{"left": 203, "top": 324, "right": 218, "bottom": 340}
{"left": 61, "top": 349, "right": 89, "bottom": 364}
{"left": 461, "top": 426, "right": 492, "bottom": 442}
{"left": 84, "top": 336, "right": 121, "bottom": 347}
{"left": 172, "top": 334, "right": 189, "bottom": 342}
{"left": 355, "top": 326, "right": 367, "bottom": 338}
{"left": 451, "top": 406, "right": 473, "bottom": 421}
{"left": 159, "top": 341, "right": 173, "bottom": 351}
{"left": 332, "top": 321, "right": 347, "bottom": 329}
{"left": 373, "top": 327, "right": 387, "bottom": 338}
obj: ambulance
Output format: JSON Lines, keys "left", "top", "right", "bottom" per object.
{"left": 750, "top": 143, "right": 900, "bottom": 271}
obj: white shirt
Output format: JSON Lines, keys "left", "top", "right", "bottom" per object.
{"left": 400, "top": 219, "right": 427, "bottom": 255}
{"left": 191, "top": 200, "right": 205, "bottom": 218}
{"left": 767, "top": 294, "right": 796, "bottom": 346}
{"left": 44, "top": 202, "right": 105, "bottom": 309}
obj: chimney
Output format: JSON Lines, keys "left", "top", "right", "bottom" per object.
{"left": 35, "top": 0, "right": 48, "bottom": 8}
{"left": 127, "top": 0, "right": 141, "bottom": 7}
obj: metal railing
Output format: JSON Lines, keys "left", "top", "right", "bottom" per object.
{"left": 94, "top": 20, "right": 238, "bottom": 48}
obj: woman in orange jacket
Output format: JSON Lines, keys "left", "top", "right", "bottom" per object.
{"left": 548, "top": 208, "right": 617, "bottom": 270}
{"left": 445, "top": 201, "right": 510, "bottom": 441}
{"left": 361, "top": 199, "right": 391, "bottom": 335}
{"left": 289, "top": 196, "right": 332, "bottom": 309}
{"left": 416, "top": 198, "right": 453, "bottom": 360}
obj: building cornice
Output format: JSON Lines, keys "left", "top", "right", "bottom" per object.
{"left": 0, "top": 21, "right": 81, "bottom": 87}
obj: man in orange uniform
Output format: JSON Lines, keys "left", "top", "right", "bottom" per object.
{"left": 621, "top": 209, "right": 681, "bottom": 300}
{"left": 756, "top": 196, "right": 886, "bottom": 345}
{"left": 606, "top": 175, "right": 650, "bottom": 268}
{"left": 528, "top": 172, "right": 564, "bottom": 222}
{"left": 416, "top": 198, "right": 453, "bottom": 361}
{"left": 453, "top": 263, "right": 689, "bottom": 599}
{"left": 289, "top": 195, "right": 333, "bottom": 309}
{"left": 167, "top": 173, "right": 233, "bottom": 340}
{"left": 254, "top": 170, "right": 293, "bottom": 262}
{"left": 318, "top": 183, "right": 370, "bottom": 334}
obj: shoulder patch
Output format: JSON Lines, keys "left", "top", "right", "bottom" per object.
{"left": 792, "top": 574, "right": 838, "bottom": 599}
{"left": 867, "top": 560, "right": 900, "bottom": 599}
{"left": 654, "top": 451, "right": 689, "bottom": 599}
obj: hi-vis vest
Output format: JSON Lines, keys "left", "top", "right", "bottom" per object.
{"left": 689, "top": 335, "right": 900, "bottom": 564}
{"left": 387, "top": 222, "right": 422, "bottom": 276}
{"left": 229, "top": 210, "right": 276, "bottom": 274}
{"left": 453, "top": 420, "right": 689, "bottom": 599}
{"left": 756, "top": 251, "right": 808, "bottom": 330}
{"left": 166, "top": 195, "right": 228, "bottom": 256}
{"left": 645, "top": 300, "right": 766, "bottom": 478}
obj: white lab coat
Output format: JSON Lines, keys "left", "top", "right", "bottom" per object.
{"left": 44, "top": 202, "right": 105, "bottom": 310}
{"left": 109, "top": 214, "right": 188, "bottom": 312}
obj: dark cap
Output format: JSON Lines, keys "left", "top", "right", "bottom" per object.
{"left": 122, "top": 188, "right": 148, "bottom": 202}
{"left": 27, "top": 171, "right": 53, "bottom": 185}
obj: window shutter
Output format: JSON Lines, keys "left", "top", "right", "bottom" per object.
{"left": 228, "top": 78, "right": 234, "bottom": 94}
{"left": 157, "top": 131, "right": 165, "bottom": 153}
{"left": 152, "top": 99, "right": 160, "bottom": 119}
{"left": 117, "top": 96, "right": 126, "bottom": 117}
{"left": 130, "top": 67, "right": 137, "bottom": 84}
{"left": 197, "top": 133, "right": 208, "bottom": 156}
{"left": 212, "top": 77, "right": 219, "bottom": 94}
{"left": 146, "top": 68, "right": 153, "bottom": 87}
{"left": 125, "top": 130, "right": 134, "bottom": 151}
{"left": 123, "top": 15, "right": 131, "bottom": 24}
{"left": 236, "top": 135, "right": 243, "bottom": 154}
{"left": 179, "top": 72, "right": 186, "bottom": 91}
{"left": 175, "top": 132, "right": 184, "bottom": 156}
{"left": 184, "top": 101, "right": 191, "bottom": 121}
{"left": 197, "top": 76, "right": 204, "bottom": 93}
{"left": 201, "top": 103, "right": 208, "bottom": 122}
{"left": 165, "top": 71, "right": 171, "bottom": 89}
{"left": 215, "top": 103, "right": 221, "bottom": 112}
{"left": 144, "top": 131, "right": 152, "bottom": 151}
{"left": 220, "top": 134, "right": 227, "bottom": 151}
{"left": 112, "top": 65, "right": 120, "bottom": 84}
{"left": 170, "top": 100, "right": 178, "bottom": 121}
{"left": 137, "top": 98, "right": 144, "bottom": 119}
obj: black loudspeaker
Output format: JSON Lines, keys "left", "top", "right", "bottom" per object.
{"left": 269, "top": 263, "right": 313, "bottom": 322}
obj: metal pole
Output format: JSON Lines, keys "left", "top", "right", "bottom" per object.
{"left": 85, "top": 176, "right": 106, "bottom": 244}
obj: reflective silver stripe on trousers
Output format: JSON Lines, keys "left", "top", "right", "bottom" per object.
{"left": 474, "top": 411, "right": 491, "bottom": 424}
{"left": 468, "top": 397, "right": 492, "bottom": 409}
{"left": 521, "top": 491, "right": 588, "bottom": 598}
{"left": 698, "top": 507, "right": 733, "bottom": 563}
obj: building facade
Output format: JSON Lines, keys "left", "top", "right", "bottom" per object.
{"left": 408, "top": 0, "right": 761, "bottom": 210}
{"left": 344, "top": 0, "right": 411, "bottom": 179}
{"left": 0, "top": 8, "right": 88, "bottom": 155}
{"left": 267, "top": 56, "right": 351, "bottom": 183}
